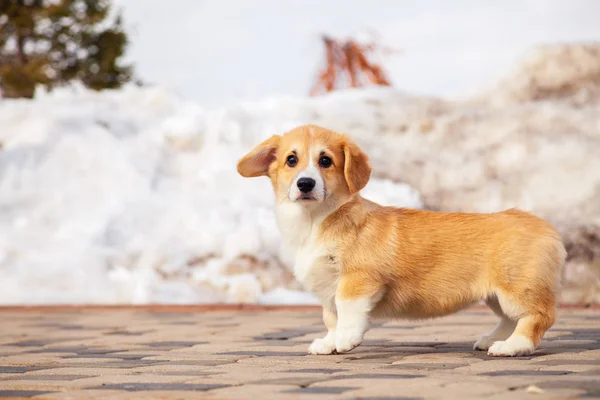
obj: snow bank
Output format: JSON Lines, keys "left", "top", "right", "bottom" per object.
{"left": 0, "top": 85, "right": 423, "bottom": 305}
{"left": 4, "top": 43, "right": 597, "bottom": 305}
{"left": 487, "top": 44, "right": 600, "bottom": 106}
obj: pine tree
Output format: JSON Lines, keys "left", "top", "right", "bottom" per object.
{"left": 0, "top": 0, "right": 132, "bottom": 98}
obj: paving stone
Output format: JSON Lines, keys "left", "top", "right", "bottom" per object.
{"left": 254, "top": 328, "right": 320, "bottom": 341}
{"left": 0, "top": 366, "right": 53, "bottom": 374}
{"left": 286, "top": 368, "right": 347, "bottom": 374}
{"left": 533, "top": 359, "right": 600, "bottom": 366}
{"left": 217, "top": 350, "right": 308, "bottom": 357}
{"left": 102, "top": 329, "right": 153, "bottom": 336}
{"left": 250, "top": 376, "right": 329, "bottom": 386}
{"left": 284, "top": 385, "right": 358, "bottom": 394}
{"left": 36, "top": 389, "right": 179, "bottom": 399}
{"left": 0, "top": 389, "right": 56, "bottom": 397}
{"left": 3, "top": 340, "right": 69, "bottom": 347}
{"left": 537, "top": 378, "right": 600, "bottom": 397}
{"left": 385, "top": 362, "right": 470, "bottom": 371}
{"left": 68, "top": 373, "right": 206, "bottom": 390}
{"left": 13, "top": 367, "right": 137, "bottom": 377}
{"left": 144, "top": 341, "right": 207, "bottom": 349}
{"left": 27, "top": 346, "right": 124, "bottom": 355}
{"left": 1, "top": 374, "right": 94, "bottom": 381}
{"left": 128, "top": 364, "right": 222, "bottom": 375}
{"left": 153, "top": 359, "right": 237, "bottom": 366}
{"left": 55, "top": 360, "right": 168, "bottom": 368}
{"left": 479, "top": 370, "right": 573, "bottom": 376}
{"left": 0, "top": 306, "right": 598, "bottom": 399}
{"left": 207, "top": 384, "right": 308, "bottom": 400}
{"left": 89, "top": 382, "right": 230, "bottom": 391}
{"left": 352, "top": 398, "right": 422, "bottom": 400}
{"left": 61, "top": 353, "right": 156, "bottom": 360}
{"left": 574, "top": 370, "right": 600, "bottom": 377}
{"left": 341, "top": 376, "right": 457, "bottom": 398}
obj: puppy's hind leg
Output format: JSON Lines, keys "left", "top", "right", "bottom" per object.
{"left": 487, "top": 232, "right": 563, "bottom": 357}
{"left": 487, "top": 291, "right": 556, "bottom": 357}
{"left": 309, "top": 306, "right": 337, "bottom": 355}
{"left": 487, "top": 312, "right": 554, "bottom": 357}
{"left": 474, "top": 296, "right": 516, "bottom": 351}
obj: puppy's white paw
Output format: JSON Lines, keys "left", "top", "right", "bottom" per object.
{"left": 335, "top": 331, "right": 362, "bottom": 354}
{"left": 473, "top": 335, "right": 497, "bottom": 351}
{"left": 487, "top": 336, "right": 535, "bottom": 357}
{"left": 308, "top": 338, "right": 336, "bottom": 355}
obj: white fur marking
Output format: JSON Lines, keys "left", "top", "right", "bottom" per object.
{"left": 274, "top": 140, "right": 346, "bottom": 355}
{"left": 496, "top": 291, "right": 526, "bottom": 320}
{"left": 288, "top": 157, "right": 325, "bottom": 202}
{"left": 334, "top": 297, "right": 373, "bottom": 353}
{"left": 473, "top": 317, "right": 516, "bottom": 350}
{"left": 308, "top": 329, "right": 336, "bottom": 355}
{"left": 487, "top": 335, "right": 535, "bottom": 357}
{"left": 276, "top": 202, "right": 312, "bottom": 247}
{"left": 275, "top": 202, "right": 339, "bottom": 305}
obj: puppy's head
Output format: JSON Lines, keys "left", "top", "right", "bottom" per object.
{"left": 237, "top": 125, "right": 371, "bottom": 206}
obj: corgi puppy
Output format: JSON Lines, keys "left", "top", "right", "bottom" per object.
{"left": 237, "top": 124, "right": 565, "bottom": 357}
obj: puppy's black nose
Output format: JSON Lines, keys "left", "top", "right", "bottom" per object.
{"left": 297, "top": 177, "right": 316, "bottom": 193}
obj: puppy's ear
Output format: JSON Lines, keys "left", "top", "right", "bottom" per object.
{"left": 342, "top": 136, "right": 371, "bottom": 194}
{"left": 237, "top": 135, "right": 281, "bottom": 177}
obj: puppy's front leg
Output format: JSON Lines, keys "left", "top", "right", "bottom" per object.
{"left": 308, "top": 305, "right": 337, "bottom": 354}
{"left": 334, "top": 275, "right": 380, "bottom": 353}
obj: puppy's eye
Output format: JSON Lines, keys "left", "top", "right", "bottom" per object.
{"left": 286, "top": 154, "right": 298, "bottom": 167}
{"left": 319, "top": 156, "right": 332, "bottom": 168}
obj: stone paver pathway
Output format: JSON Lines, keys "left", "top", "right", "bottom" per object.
{"left": 0, "top": 306, "right": 598, "bottom": 399}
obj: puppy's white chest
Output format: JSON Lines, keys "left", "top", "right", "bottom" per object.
{"left": 294, "top": 242, "right": 327, "bottom": 284}
{"left": 276, "top": 203, "right": 339, "bottom": 302}
{"left": 294, "top": 242, "right": 338, "bottom": 302}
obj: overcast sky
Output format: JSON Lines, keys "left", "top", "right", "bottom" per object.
{"left": 118, "top": 0, "right": 600, "bottom": 108}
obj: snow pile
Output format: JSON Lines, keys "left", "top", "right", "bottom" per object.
{"left": 487, "top": 43, "right": 600, "bottom": 106}
{"left": 2, "top": 43, "right": 598, "bottom": 305}
{"left": 0, "top": 85, "right": 423, "bottom": 305}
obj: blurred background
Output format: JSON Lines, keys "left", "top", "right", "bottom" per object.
{"left": 0, "top": 0, "right": 599, "bottom": 305}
